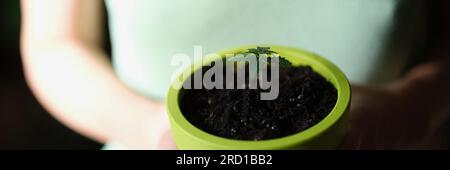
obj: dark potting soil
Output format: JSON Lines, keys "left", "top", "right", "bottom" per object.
{"left": 179, "top": 65, "right": 337, "bottom": 140}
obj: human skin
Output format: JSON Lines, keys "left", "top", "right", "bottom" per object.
{"left": 20, "top": 0, "right": 449, "bottom": 149}
{"left": 20, "top": 0, "right": 168, "bottom": 149}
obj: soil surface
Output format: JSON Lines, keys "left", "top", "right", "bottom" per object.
{"left": 180, "top": 65, "right": 337, "bottom": 140}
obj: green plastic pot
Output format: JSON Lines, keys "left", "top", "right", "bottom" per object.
{"left": 166, "top": 45, "right": 351, "bottom": 150}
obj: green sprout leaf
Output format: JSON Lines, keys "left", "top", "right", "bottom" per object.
{"left": 229, "top": 47, "right": 293, "bottom": 81}
{"left": 247, "top": 46, "right": 275, "bottom": 56}
{"left": 278, "top": 57, "right": 292, "bottom": 68}
{"left": 245, "top": 46, "right": 292, "bottom": 67}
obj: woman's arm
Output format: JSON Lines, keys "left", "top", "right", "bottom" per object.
{"left": 20, "top": 0, "right": 168, "bottom": 149}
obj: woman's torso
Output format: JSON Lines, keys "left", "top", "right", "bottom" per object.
{"left": 106, "top": 0, "right": 427, "bottom": 100}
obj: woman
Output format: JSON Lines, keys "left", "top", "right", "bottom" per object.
{"left": 20, "top": 0, "right": 450, "bottom": 149}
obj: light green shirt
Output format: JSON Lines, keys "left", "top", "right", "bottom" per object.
{"left": 106, "top": 0, "right": 426, "bottom": 100}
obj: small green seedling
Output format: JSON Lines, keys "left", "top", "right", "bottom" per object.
{"left": 228, "top": 46, "right": 292, "bottom": 80}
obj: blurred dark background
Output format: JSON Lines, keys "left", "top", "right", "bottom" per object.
{"left": 0, "top": 1, "right": 101, "bottom": 149}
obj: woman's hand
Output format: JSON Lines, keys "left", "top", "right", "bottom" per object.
{"left": 156, "top": 127, "right": 177, "bottom": 149}
{"left": 151, "top": 104, "right": 177, "bottom": 150}
{"left": 344, "top": 82, "right": 446, "bottom": 149}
